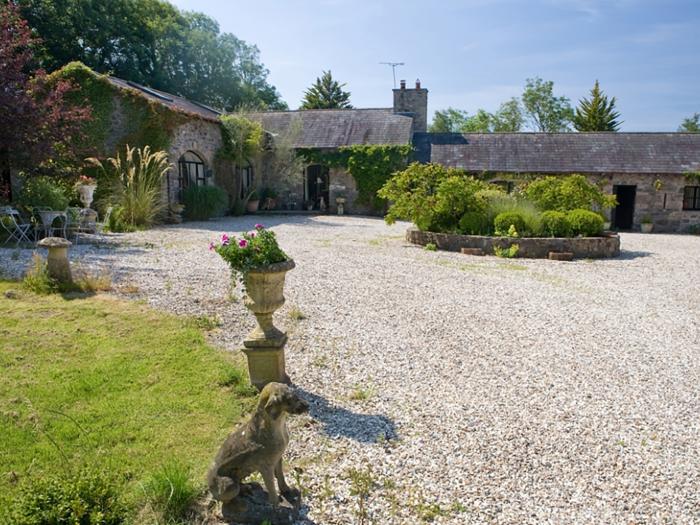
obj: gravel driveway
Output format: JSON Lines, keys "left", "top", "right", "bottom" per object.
{"left": 2, "top": 215, "right": 699, "bottom": 524}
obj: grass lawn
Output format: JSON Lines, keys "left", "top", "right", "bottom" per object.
{"left": 0, "top": 281, "right": 255, "bottom": 519}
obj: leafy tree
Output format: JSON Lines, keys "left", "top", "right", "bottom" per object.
{"left": 521, "top": 77, "right": 574, "bottom": 132}
{"left": 679, "top": 113, "right": 700, "bottom": 132}
{"left": 300, "top": 70, "right": 352, "bottom": 109}
{"left": 524, "top": 174, "right": 616, "bottom": 212}
{"left": 17, "top": 0, "right": 286, "bottom": 111}
{"left": 0, "top": 2, "right": 89, "bottom": 175}
{"left": 429, "top": 108, "right": 471, "bottom": 132}
{"left": 492, "top": 98, "right": 524, "bottom": 132}
{"left": 573, "top": 80, "right": 621, "bottom": 132}
{"left": 462, "top": 109, "right": 493, "bottom": 132}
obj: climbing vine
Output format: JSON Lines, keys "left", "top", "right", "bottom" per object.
{"left": 49, "top": 62, "right": 191, "bottom": 158}
{"left": 298, "top": 144, "right": 413, "bottom": 208}
{"left": 685, "top": 172, "right": 700, "bottom": 185}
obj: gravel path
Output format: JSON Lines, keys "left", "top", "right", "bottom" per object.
{"left": 2, "top": 216, "right": 699, "bottom": 524}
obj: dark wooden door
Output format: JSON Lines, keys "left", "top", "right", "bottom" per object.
{"left": 305, "top": 165, "right": 329, "bottom": 210}
{"left": 612, "top": 185, "right": 636, "bottom": 230}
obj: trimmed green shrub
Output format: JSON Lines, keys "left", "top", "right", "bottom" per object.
{"left": 378, "top": 162, "right": 488, "bottom": 233}
{"left": 494, "top": 211, "right": 528, "bottom": 237}
{"left": 540, "top": 210, "right": 572, "bottom": 237}
{"left": 524, "top": 174, "right": 616, "bottom": 212}
{"left": 10, "top": 469, "right": 129, "bottom": 524}
{"left": 459, "top": 211, "right": 491, "bottom": 235}
{"left": 567, "top": 209, "right": 604, "bottom": 236}
{"left": 182, "top": 185, "right": 228, "bottom": 221}
{"left": 16, "top": 176, "right": 70, "bottom": 210}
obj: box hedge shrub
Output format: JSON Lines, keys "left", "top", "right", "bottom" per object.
{"left": 567, "top": 209, "right": 604, "bottom": 236}
{"left": 540, "top": 210, "right": 572, "bottom": 237}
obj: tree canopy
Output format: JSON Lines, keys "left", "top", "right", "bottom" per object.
{"left": 573, "top": 80, "right": 621, "bottom": 132}
{"left": 679, "top": 113, "right": 700, "bottom": 132}
{"left": 0, "top": 2, "right": 89, "bottom": 173}
{"left": 300, "top": 70, "right": 352, "bottom": 110}
{"left": 521, "top": 77, "right": 574, "bottom": 132}
{"left": 429, "top": 100, "right": 523, "bottom": 133}
{"left": 17, "top": 0, "right": 286, "bottom": 111}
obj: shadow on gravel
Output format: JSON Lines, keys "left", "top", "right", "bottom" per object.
{"left": 295, "top": 387, "right": 398, "bottom": 444}
{"left": 617, "top": 250, "right": 653, "bottom": 260}
{"left": 161, "top": 214, "right": 386, "bottom": 234}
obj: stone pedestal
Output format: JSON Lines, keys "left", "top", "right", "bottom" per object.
{"left": 221, "top": 482, "right": 301, "bottom": 524}
{"left": 37, "top": 237, "right": 72, "bottom": 284}
{"left": 242, "top": 259, "right": 295, "bottom": 390}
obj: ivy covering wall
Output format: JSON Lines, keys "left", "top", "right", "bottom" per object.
{"left": 49, "top": 62, "right": 191, "bottom": 158}
{"left": 298, "top": 144, "right": 413, "bottom": 208}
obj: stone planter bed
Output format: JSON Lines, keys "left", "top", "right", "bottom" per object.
{"left": 406, "top": 227, "right": 621, "bottom": 259}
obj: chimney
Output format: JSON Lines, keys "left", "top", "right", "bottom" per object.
{"left": 393, "top": 78, "right": 428, "bottom": 133}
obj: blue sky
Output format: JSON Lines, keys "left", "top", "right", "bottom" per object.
{"left": 170, "top": 0, "right": 699, "bottom": 131}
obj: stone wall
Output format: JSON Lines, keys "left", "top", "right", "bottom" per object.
{"left": 590, "top": 173, "right": 700, "bottom": 233}
{"left": 167, "top": 120, "right": 225, "bottom": 204}
{"left": 406, "top": 228, "right": 621, "bottom": 259}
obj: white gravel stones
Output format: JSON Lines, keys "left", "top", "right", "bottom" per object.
{"left": 2, "top": 217, "right": 699, "bottom": 524}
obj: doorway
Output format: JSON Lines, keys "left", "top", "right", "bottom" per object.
{"left": 305, "top": 164, "right": 329, "bottom": 211}
{"left": 612, "top": 185, "right": 636, "bottom": 230}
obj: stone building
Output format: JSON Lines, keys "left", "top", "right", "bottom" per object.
{"left": 44, "top": 65, "right": 700, "bottom": 232}
{"left": 418, "top": 132, "right": 700, "bottom": 232}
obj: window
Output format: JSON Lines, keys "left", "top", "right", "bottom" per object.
{"left": 239, "top": 163, "right": 254, "bottom": 199}
{"left": 177, "top": 152, "right": 206, "bottom": 196}
{"left": 683, "top": 186, "right": 700, "bottom": 210}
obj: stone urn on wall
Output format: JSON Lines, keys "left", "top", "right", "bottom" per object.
{"left": 242, "top": 259, "right": 295, "bottom": 390}
{"left": 75, "top": 176, "right": 97, "bottom": 209}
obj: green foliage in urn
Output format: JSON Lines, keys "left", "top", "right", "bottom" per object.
{"left": 298, "top": 144, "right": 412, "bottom": 208}
{"left": 524, "top": 174, "right": 616, "bottom": 212}
{"left": 567, "top": 209, "right": 605, "bottom": 236}
{"left": 211, "top": 224, "right": 289, "bottom": 286}
{"left": 87, "top": 145, "right": 171, "bottom": 230}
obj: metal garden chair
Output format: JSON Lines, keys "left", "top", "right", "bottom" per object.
{"left": 0, "top": 207, "right": 34, "bottom": 246}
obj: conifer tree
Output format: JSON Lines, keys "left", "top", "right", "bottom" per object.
{"left": 573, "top": 80, "right": 621, "bottom": 132}
{"left": 300, "top": 70, "right": 352, "bottom": 109}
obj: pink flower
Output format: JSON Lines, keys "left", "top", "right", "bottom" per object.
{"left": 221, "top": 233, "right": 229, "bottom": 246}
{"left": 238, "top": 239, "right": 248, "bottom": 248}
{"left": 255, "top": 223, "right": 264, "bottom": 230}
{"left": 208, "top": 242, "right": 215, "bottom": 251}
{"left": 248, "top": 230, "right": 257, "bottom": 238}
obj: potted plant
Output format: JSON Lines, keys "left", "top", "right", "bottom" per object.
{"left": 260, "top": 187, "right": 278, "bottom": 210}
{"left": 210, "top": 224, "right": 294, "bottom": 388}
{"left": 335, "top": 194, "right": 346, "bottom": 215}
{"left": 246, "top": 190, "right": 260, "bottom": 213}
{"left": 74, "top": 175, "right": 97, "bottom": 209}
{"left": 640, "top": 215, "right": 654, "bottom": 233}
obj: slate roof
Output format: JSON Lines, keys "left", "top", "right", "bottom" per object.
{"left": 246, "top": 109, "right": 414, "bottom": 149}
{"left": 107, "top": 77, "right": 222, "bottom": 123}
{"left": 426, "top": 133, "right": 700, "bottom": 174}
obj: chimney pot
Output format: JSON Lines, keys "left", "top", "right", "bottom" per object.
{"left": 400, "top": 79, "right": 406, "bottom": 90}
{"left": 416, "top": 79, "right": 421, "bottom": 89}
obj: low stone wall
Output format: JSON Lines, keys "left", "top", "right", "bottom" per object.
{"left": 406, "top": 228, "right": 620, "bottom": 259}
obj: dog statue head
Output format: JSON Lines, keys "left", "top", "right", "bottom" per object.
{"left": 257, "top": 382, "right": 309, "bottom": 420}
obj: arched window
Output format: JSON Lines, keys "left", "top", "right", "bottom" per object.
{"left": 177, "top": 151, "right": 206, "bottom": 195}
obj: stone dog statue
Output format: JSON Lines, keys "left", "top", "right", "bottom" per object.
{"left": 207, "top": 382, "right": 309, "bottom": 513}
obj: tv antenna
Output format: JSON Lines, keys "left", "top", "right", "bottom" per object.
{"left": 380, "top": 62, "right": 405, "bottom": 88}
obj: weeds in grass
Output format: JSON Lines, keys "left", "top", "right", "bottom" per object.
{"left": 217, "top": 366, "right": 257, "bottom": 397}
{"left": 120, "top": 283, "right": 140, "bottom": 294}
{"left": 424, "top": 242, "right": 437, "bottom": 251}
{"left": 191, "top": 315, "right": 221, "bottom": 331}
{"left": 494, "top": 244, "right": 519, "bottom": 258}
{"left": 143, "top": 461, "right": 199, "bottom": 524}
{"left": 22, "top": 254, "right": 57, "bottom": 295}
{"left": 347, "top": 464, "right": 375, "bottom": 525}
{"left": 73, "top": 266, "right": 113, "bottom": 292}
{"left": 288, "top": 305, "right": 307, "bottom": 321}
{"left": 349, "top": 385, "right": 373, "bottom": 402}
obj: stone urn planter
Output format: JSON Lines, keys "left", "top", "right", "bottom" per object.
{"left": 246, "top": 199, "right": 260, "bottom": 213}
{"left": 242, "top": 259, "right": 295, "bottom": 390}
{"left": 641, "top": 222, "right": 654, "bottom": 233}
{"left": 77, "top": 184, "right": 97, "bottom": 209}
{"left": 335, "top": 196, "right": 346, "bottom": 215}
